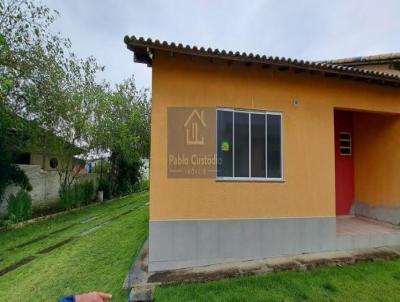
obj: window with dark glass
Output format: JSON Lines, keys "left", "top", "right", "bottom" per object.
{"left": 16, "top": 152, "right": 31, "bottom": 165}
{"left": 267, "top": 114, "right": 282, "bottom": 178}
{"left": 50, "top": 158, "right": 59, "bottom": 169}
{"left": 251, "top": 113, "right": 266, "bottom": 177}
{"left": 217, "top": 109, "right": 282, "bottom": 180}
{"left": 217, "top": 110, "right": 233, "bottom": 177}
{"left": 234, "top": 112, "right": 249, "bottom": 177}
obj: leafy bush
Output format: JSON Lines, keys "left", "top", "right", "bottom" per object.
{"left": 135, "top": 178, "right": 149, "bottom": 192}
{"left": 7, "top": 189, "right": 32, "bottom": 223}
{"left": 0, "top": 103, "right": 32, "bottom": 205}
{"left": 81, "top": 180, "right": 95, "bottom": 205}
{"left": 92, "top": 159, "right": 110, "bottom": 175}
{"left": 108, "top": 153, "right": 142, "bottom": 197}
{"left": 0, "top": 218, "right": 11, "bottom": 228}
{"left": 59, "top": 186, "right": 76, "bottom": 210}
{"left": 59, "top": 180, "right": 95, "bottom": 210}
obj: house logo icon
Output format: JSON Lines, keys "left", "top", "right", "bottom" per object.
{"left": 184, "top": 109, "right": 206, "bottom": 145}
{"left": 167, "top": 106, "right": 216, "bottom": 178}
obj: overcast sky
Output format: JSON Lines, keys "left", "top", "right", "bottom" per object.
{"left": 42, "top": 0, "right": 400, "bottom": 90}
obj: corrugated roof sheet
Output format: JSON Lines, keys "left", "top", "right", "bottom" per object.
{"left": 124, "top": 35, "right": 400, "bottom": 86}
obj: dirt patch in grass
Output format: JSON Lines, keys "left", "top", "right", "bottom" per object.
{"left": 297, "top": 258, "right": 335, "bottom": 269}
{"left": 49, "top": 223, "right": 79, "bottom": 235}
{"left": 149, "top": 268, "right": 242, "bottom": 284}
{"left": 12, "top": 234, "right": 49, "bottom": 250}
{"left": 116, "top": 203, "right": 130, "bottom": 209}
{"left": 0, "top": 256, "right": 36, "bottom": 277}
{"left": 353, "top": 250, "right": 399, "bottom": 263}
{"left": 297, "top": 256, "right": 356, "bottom": 269}
{"left": 329, "top": 256, "right": 355, "bottom": 265}
{"left": 269, "top": 261, "right": 301, "bottom": 272}
{"left": 80, "top": 215, "right": 101, "bottom": 224}
{"left": 37, "top": 237, "right": 74, "bottom": 254}
{"left": 108, "top": 210, "right": 134, "bottom": 222}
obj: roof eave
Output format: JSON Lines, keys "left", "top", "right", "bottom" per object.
{"left": 124, "top": 35, "right": 400, "bottom": 87}
{"left": 126, "top": 42, "right": 152, "bottom": 66}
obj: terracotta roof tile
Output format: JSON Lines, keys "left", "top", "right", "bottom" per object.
{"left": 124, "top": 35, "right": 400, "bottom": 86}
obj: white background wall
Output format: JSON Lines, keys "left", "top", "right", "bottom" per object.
{"left": 0, "top": 165, "right": 97, "bottom": 216}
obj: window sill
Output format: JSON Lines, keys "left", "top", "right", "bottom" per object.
{"left": 216, "top": 178, "right": 285, "bottom": 183}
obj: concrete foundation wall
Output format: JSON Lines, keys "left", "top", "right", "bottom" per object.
{"left": 149, "top": 217, "right": 337, "bottom": 272}
{"left": 149, "top": 216, "right": 400, "bottom": 272}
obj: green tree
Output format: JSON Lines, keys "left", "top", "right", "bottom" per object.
{"left": 0, "top": 104, "right": 32, "bottom": 204}
{"left": 0, "top": 34, "right": 31, "bottom": 203}
{"left": 1, "top": 0, "right": 104, "bottom": 192}
{"left": 0, "top": 0, "right": 68, "bottom": 108}
{"left": 1, "top": 0, "right": 150, "bottom": 202}
{"left": 93, "top": 77, "right": 151, "bottom": 197}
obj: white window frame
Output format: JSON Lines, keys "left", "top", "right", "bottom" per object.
{"left": 216, "top": 108, "right": 284, "bottom": 182}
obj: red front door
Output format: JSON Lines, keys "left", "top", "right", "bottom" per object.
{"left": 334, "top": 111, "right": 354, "bottom": 215}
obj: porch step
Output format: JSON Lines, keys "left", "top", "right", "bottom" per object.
{"left": 336, "top": 232, "right": 400, "bottom": 250}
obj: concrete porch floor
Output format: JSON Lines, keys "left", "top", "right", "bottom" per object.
{"left": 336, "top": 216, "right": 400, "bottom": 251}
{"left": 337, "top": 216, "right": 400, "bottom": 236}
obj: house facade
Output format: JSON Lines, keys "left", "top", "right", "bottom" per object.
{"left": 1, "top": 136, "right": 90, "bottom": 216}
{"left": 125, "top": 36, "right": 400, "bottom": 272}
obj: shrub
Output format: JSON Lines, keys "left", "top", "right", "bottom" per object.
{"left": 7, "top": 189, "right": 32, "bottom": 223}
{"left": 81, "top": 180, "right": 95, "bottom": 205}
{"left": 59, "top": 185, "right": 76, "bottom": 210}
{"left": 0, "top": 218, "right": 11, "bottom": 228}
{"left": 135, "top": 178, "right": 149, "bottom": 192}
{"left": 59, "top": 180, "right": 95, "bottom": 210}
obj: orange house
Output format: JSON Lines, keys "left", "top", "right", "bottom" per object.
{"left": 125, "top": 36, "right": 400, "bottom": 272}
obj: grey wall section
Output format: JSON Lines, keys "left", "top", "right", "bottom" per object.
{"left": 149, "top": 217, "right": 336, "bottom": 272}
{"left": 352, "top": 201, "right": 400, "bottom": 225}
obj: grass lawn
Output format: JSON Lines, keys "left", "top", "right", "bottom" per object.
{"left": 0, "top": 191, "right": 148, "bottom": 302}
{"left": 2, "top": 191, "right": 400, "bottom": 302}
{"left": 155, "top": 259, "right": 400, "bottom": 302}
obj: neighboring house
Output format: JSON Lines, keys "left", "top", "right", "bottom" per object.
{"left": 125, "top": 36, "right": 400, "bottom": 272}
{"left": 15, "top": 150, "right": 84, "bottom": 172}
{"left": 323, "top": 53, "right": 400, "bottom": 77}
{"left": 1, "top": 131, "right": 89, "bottom": 215}
{"left": 85, "top": 157, "right": 105, "bottom": 174}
